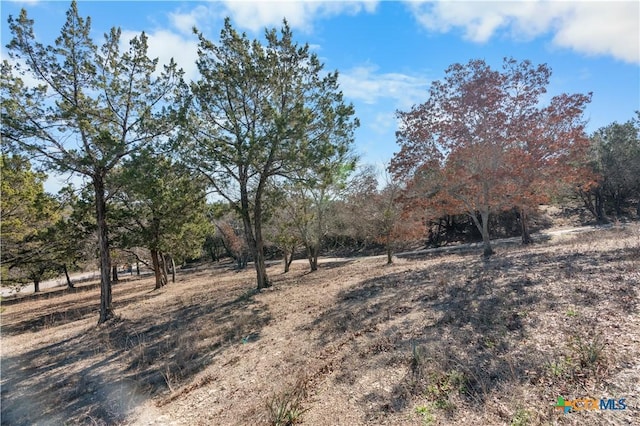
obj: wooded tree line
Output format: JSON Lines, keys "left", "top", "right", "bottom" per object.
{"left": 1, "top": 1, "right": 358, "bottom": 323}
{"left": 2, "top": 1, "right": 638, "bottom": 324}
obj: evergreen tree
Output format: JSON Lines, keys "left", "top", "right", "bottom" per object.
{"left": 1, "top": 154, "right": 60, "bottom": 292}
{"left": 181, "top": 19, "right": 358, "bottom": 289}
{"left": 112, "top": 149, "right": 211, "bottom": 289}
{"left": 2, "top": 1, "right": 184, "bottom": 322}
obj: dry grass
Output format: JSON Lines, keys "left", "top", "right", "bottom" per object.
{"left": 1, "top": 225, "right": 639, "bottom": 425}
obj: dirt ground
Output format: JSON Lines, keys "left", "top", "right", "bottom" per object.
{"left": 1, "top": 224, "right": 639, "bottom": 425}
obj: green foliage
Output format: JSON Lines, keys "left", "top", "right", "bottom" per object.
{"left": 544, "top": 332, "right": 608, "bottom": 387}
{"left": 181, "top": 18, "right": 358, "bottom": 288}
{"left": 3, "top": 0, "right": 184, "bottom": 320}
{"left": 0, "top": 154, "right": 61, "bottom": 289}
{"left": 274, "top": 151, "right": 356, "bottom": 271}
{"left": 546, "top": 359, "right": 569, "bottom": 378}
{"left": 424, "top": 369, "right": 466, "bottom": 409}
{"left": 111, "top": 149, "right": 212, "bottom": 286}
{"left": 415, "top": 405, "right": 435, "bottom": 425}
{"left": 408, "top": 342, "right": 468, "bottom": 414}
{"left": 1, "top": 155, "right": 50, "bottom": 254}
{"left": 581, "top": 115, "right": 640, "bottom": 219}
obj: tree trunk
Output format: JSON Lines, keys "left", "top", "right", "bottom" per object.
{"left": 306, "top": 243, "right": 319, "bottom": 272}
{"left": 111, "top": 264, "right": 119, "bottom": 283}
{"left": 614, "top": 189, "right": 623, "bottom": 217}
{"left": 253, "top": 223, "right": 270, "bottom": 288}
{"left": 151, "top": 249, "right": 165, "bottom": 289}
{"left": 63, "top": 264, "right": 74, "bottom": 288}
{"left": 33, "top": 277, "right": 40, "bottom": 293}
{"left": 136, "top": 261, "right": 140, "bottom": 276}
{"left": 284, "top": 245, "right": 295, "bottom": 273}
{"left": 386, "top": 235, "right": 393, "bottom": 265}
{"left": 160, "top": 253, "right": 169, "bottom": 285}
{"left": 580, "top": 187, "right": 608, "bottom": 224}
{"left": 169, "top": 255, "right": 176, "bottom": 283}
{"left": 94, "top": 175, "right": 114, "bottom": 324}
{"left": 470, "top": 210, "right": 493, "bottom": 257}
{"left": 241, "top": 176, "right": 271, "bottom": 290}
{"left": 251, "top": 244, "right": 270, "bottom": 287}
{"left": 595, "top": 191, "right": 607, "bottom": 224}
{"left": 481, "top": 210, "right": 493, "bottom": 256}
{"left": 520, "top": 206, "right": 532, "bottom": 245}
{"left": 283, "top": 250, "right": 291, "bottom": 273}
{"left": 637, "top": 199, "right": 640, "bottom": 218}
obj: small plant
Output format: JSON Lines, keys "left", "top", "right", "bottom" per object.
{"left": 571, "top": 333, "right": 606, "bottom": 370}
{"left": 415, "top": 405, "right": 434, "bottom": 425}
{"left": 433, "top": 398, "right": 456, "bottom": 411}
{"left": 265, "top": 377, "right": 308, "bottom": 426}
{"left": 511, "top": 408, "right": 531, "bottom": 426}
{"left": 406, "top": 342, "right": 468, "bottom": 410}
{"left": 546, "top": 360, "right": 565, "bottom": 377}
{"left": 566, "top": 307, "right": 578, "bottom": 317}
{"left": 410, "top": 341, "right": 427, "bottom": 380}
{"left": 545, "top": 353, "right": 578, "bottom": 382}
{"left": 426, "top": 370, "right": 466, "bottom": 397}
{"left": 483, "top": 336, "right": 496, "bottom": 349}
{"left": 448, "top": 370, "right": 467, "bottom": 394}
{"left": 546, "top": 333, "right": 608, "bottom": 385}
{"left": 161, "top": 366, "right": 176, "bottom": 393}
{"left": 423, "top": 369, "right": 466, "bottom": 412}
{"left": 415, "top": 405, "right": 429, "bottom": 415}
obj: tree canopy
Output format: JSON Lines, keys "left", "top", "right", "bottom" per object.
{"left": 2, "top": 0, "right": 184, "bottom": 322}
{"left": 0, "top": 154, "right": 60, "bottom": 291}
{"left": 111, "top": 149, "right": 211, "bottom": 289}
{"left": 180, "top": 18, "right": 358, "bottom": 288}
{"left": 579, "top": 114, "right": 640, "bottom": 222}
{"left": 391, "top": 58, "right": 591, "bottom": 255}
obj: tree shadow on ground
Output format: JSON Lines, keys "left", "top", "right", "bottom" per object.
{"left": 2, "top": 261, "right": 259, "bottom": 337}
{"left": 1, "top": 289, "right": 164, "bottom": 336}
{"left": 1, "top": 285, "right": 271, "bottom": 426}
{"left": 305, "top": 244, "right": 638, "bottom": 421}
{"left": 318, "top": 259, "right": 357, "bottom": 270}
{"left": 1, "top": 273, "right": 153, "bottom": 306}
{"left": 305, "top": 255, "right": 538, "bottom": 414}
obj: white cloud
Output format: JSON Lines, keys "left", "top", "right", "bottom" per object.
{"left": 120, "top": 29, "right": 199, "bottom": 82}
{"left": 217, "top": 0, "right": 379, "bottom": 33}
{"left": 339, "top": 65, "right": 431, "bottom": 109}
{"left": 6, "top": 0, "right": 40, "bottom": 4}
{"left": 407, "top": 0, "right": 640, "bottom": 63}
{"left": 125, "top": 1, "right": 379, "bottom": 83}
{"left": 168, "top": 5, "right": 211, "bottom": 35}
{"left": 370, "top": 111, "right": 397, "bottom": 135}
{"left": 551, "top": 2, "right": 639, "bottom": 63}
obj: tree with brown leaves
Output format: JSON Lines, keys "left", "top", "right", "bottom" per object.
{"left": 391, "top": 58, "right": 591, "bottom": 256}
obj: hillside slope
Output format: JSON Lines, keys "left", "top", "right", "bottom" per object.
{"left": 1, "top": 225, "right": 639, "bottom": 425}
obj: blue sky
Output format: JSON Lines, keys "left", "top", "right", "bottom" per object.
{"left": 2, "top": 0, "right": 639, "bottom": 188}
